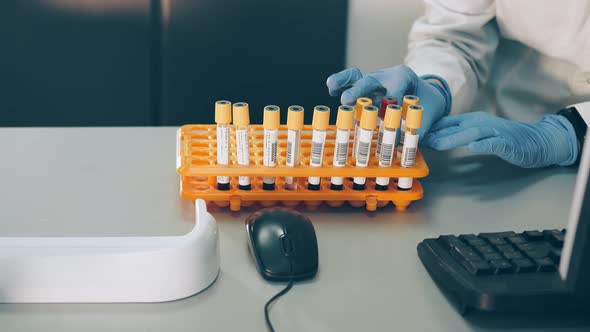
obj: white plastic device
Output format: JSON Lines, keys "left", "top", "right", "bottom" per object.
{"left": 560, "top": 100, "right": 590, "bottom": 279}
{"left": 0, "top": 199, "right": 219, "bottom": 303}
{"left": 571, "top": 100, "right": 590, "bottom": 126}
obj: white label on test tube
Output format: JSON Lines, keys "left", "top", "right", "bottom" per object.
{"left": 285, "top": 129, "right": 300, "bottom": 186}
{"left": 308, "top": 130, "right": 327, "bottom": 186}
{"left": 352, "top": 124, "right": 360, "bottom": 159}
{"left": 353, "top": 128, "right": 373, "bottom": 185}
{"left": 375, "top": 118, "right": 384, "bottom": 157}
{"left": 263, "top": 129, "right": 278, "bottom": 185}
{"left": 216, "top": 126, "right": 230, "bottom": 185}
{"left": 331, "top": 128, "right": 350, "bottom": 186}
{"left": 375, "top": 128, "right": 397, "bottom": 186}
{"left": 400, "top": 133, "right": 418, "bottom": 167}
{"left": 398, "top": 132, "right": 418, "bottom": 189}
{"left": 397, "top": 119, "right": 406, "bottom": 158}
{"left": 235, "top": 128, "right": 250, "bottom": 187}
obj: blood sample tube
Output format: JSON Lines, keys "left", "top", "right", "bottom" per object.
{"left": 352, "top": 97, "right": 373, "bottom": 158}
{"left": 232, "top": 102, "right": 251, "bottom": 190}
{"left": 285, "top": 105, "right": 304, "bottom": 190}
{"left": 330, "top": 105, "right": 354, "bottom": 190}
{"left": 353, "top": 105, "right": 378, "bottom": 190}
{"left": 262, "top": 105, "right": 280, "bottom": 190}
{"left": 398, "top": 105, "right": 423, "bottom": 191}
{"left": 397, "top": 95, "right": 419, "bottom": 158}
{"left": 307, "top": 105, "right": 330, "bottom": 190}
{"left": 215, "top": 100, "right": 232, "bottom": 190}
{"left": 375, "top": 104, "right": 402, "bottom": 191}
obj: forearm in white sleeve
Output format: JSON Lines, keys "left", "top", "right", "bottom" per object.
{"left": 404, "top": 0, "right": 499, "bottom": 114}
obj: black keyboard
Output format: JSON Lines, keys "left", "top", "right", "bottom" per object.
{"left": 417, "top": 229, "right": 585, "bottom": 315}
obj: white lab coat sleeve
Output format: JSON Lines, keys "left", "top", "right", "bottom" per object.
{"left": 404, "top": 0, "right": 499, "bottom": 114}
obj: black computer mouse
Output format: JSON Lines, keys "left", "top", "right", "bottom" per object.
{"left": 246, "top": 208, "right": 319, "bottom": 281}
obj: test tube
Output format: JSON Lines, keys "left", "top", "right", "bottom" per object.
{"left": 285, "top": 105, "right": 304, "bottom": 190}
{"left": 397, "top": 95, "right": 419, "bottom": 158}
{"left": 215, "top": 100, "right": 232, "bottom": 190}
{"left": 352, "top": 105, "right": 378, "bottom": 191}
{"left": 398, "top": 105, "right": 423, "bottom": 191}
{"left": 307, "top": 105, "right": 330, "bottom": 190}
{"left": 330, "top": 105, "right": 355, "bottom": 190}
{"left": 375, "top": 96, "right": 398, "bottom": 157}
{"left": 232, "top": 102, "right": 251, "bottom": 190}
{"left": 262, "top": 105, "right": 280, "bottom": 190}
{"left": 375, "top": 104, "right": 402, "bottom": 191}
{"left": 352, "top": 97, "right": 373, "bottom": 158}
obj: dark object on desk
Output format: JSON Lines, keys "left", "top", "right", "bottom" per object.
{"left": 418, "top": 133, "right": 590, "bottom": 315}
{"left": 246, "top": 208, "right": 319, "bottom": 331}
{"left": 418, "top": 229, "right": 584, "bottom": 315}
{"left": 246, "top": 208, "right": 319, "bottom": 281}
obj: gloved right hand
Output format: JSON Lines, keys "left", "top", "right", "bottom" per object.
{"left": 326, "top": 65, "right": 452, "bottom": 138}
{"left": 425, "top": 112, "right": 579, "bottom": 168}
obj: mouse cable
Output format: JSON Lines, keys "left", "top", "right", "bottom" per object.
{"left": 264, "top": 279, "right": 294, "bottom": 332}
{"left": 264, "top": 259, "right": 294, "bottom": 332}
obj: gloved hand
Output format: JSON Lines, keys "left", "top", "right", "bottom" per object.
{"left": 425, "top": 112, "right": 579, "bottom": 168}
{"left": 326, "top": 65, "right": 452, "bottom": 138}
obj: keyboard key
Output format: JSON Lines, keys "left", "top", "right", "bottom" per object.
{"left": 479, "top": 232, "right": 516, "bottom": 239}
{"left": 487, "top": 237, "right": 507, "bottom": 246}
{"left": 523, "top": 230, "right": 544, "bottom": 241}
{"left": 503, "top": 251, "right": 524, "bottom": 260}
{"left": 460, "top": 260, "right": 493, "bottom": 275}
{"left": 459, "top": 234, "right": 478, "bottom": 241}
{"left": 516, "top": 243, "right": 536, "bottom": 252}
{"left": 549, "top": 248, "right": 562, "bottom": 263}
{"left": 483, "top": 253, "right": 503, "bottom": 261}
{"left": 511, "top": 258, "right": 536, "bottom": 273}
{"left": 490, "top": 259, "right": 513, "bottom": 274}
{"left": 479, "top": 232, "right": 516, "bottom": 246}
{"left": 507, "top": 236, "right": 527, "bottom": 245}
{"left": 474, "top": 245, "right": 497, "bottom": 255}
{"left": 524, "top": 249, "right": 550, "bottom": 259}
{"left": 544, "top": 230, "right": 565, "bottom": 248}
{"left": 467, "top": 239, "right": 487, "bottom": 247}
{"left": 450, "top": 245, "right": 482, "bottom": 262}
{"left": 438, "top": 235, "right": 465, "bottom": 250}
{"left": 459, "top": 234, "right": 488, "bottom": 247}
{"left": 496, "top": 244, "right": 517, "bottom": 254}
{"left": 534, "top": 257, "right": 556, "bottom": 272}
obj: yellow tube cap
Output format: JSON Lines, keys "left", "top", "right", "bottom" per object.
{"left": 287, "top": 105, "right": 304, "bottom": 130}
{"left": 355, "top": 97, "right": 372, "bottom": 121}
{"left": 312, "top": 105, "right": 330, "bottom": 130}
{"left": 401, "top": 95, "right": 419, "bottom": 119}
{"left": 336, "top": 105, "right": 354, "bottom": 130}
{"left": 232, "top": 102, "right": 250, "bottom": 126}
{"left": 359, "top": 105, "right": 378, "bottom": 130}
{"left": 263, "top": 105, "right": 280, "bottom": 130}
{"left": 215, "top": 100, "right": 232, "bottom": 124}
{"left": 405, "top": 105, "right": 423, "bottom": 129}
{"left": 383, "top": 104, "right": 402, "bottom": 129}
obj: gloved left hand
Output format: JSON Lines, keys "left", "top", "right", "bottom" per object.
{"left": 326, "top": 65, "right": 452, "bottom": 139}
{"left": 425, "top": 112, "right": 579, "bottom": 168}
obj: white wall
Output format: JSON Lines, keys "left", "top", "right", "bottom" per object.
{"left": 346, "top": 0, "right": 424, "bottom": 71}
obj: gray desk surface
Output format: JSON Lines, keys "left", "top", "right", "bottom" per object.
{"left": 0, "top": 127, "right": 588, "bottom": 331}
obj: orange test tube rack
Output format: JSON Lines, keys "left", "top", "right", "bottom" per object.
{"left": 176, "top": 124, "right": 429, "bottom": 212}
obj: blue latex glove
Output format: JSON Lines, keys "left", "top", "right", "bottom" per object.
{"left": 326, "top": 65, "right": 452, "bottom": 138}
{"left": 425, "top": 112, "right": 579, "bottom": 168}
